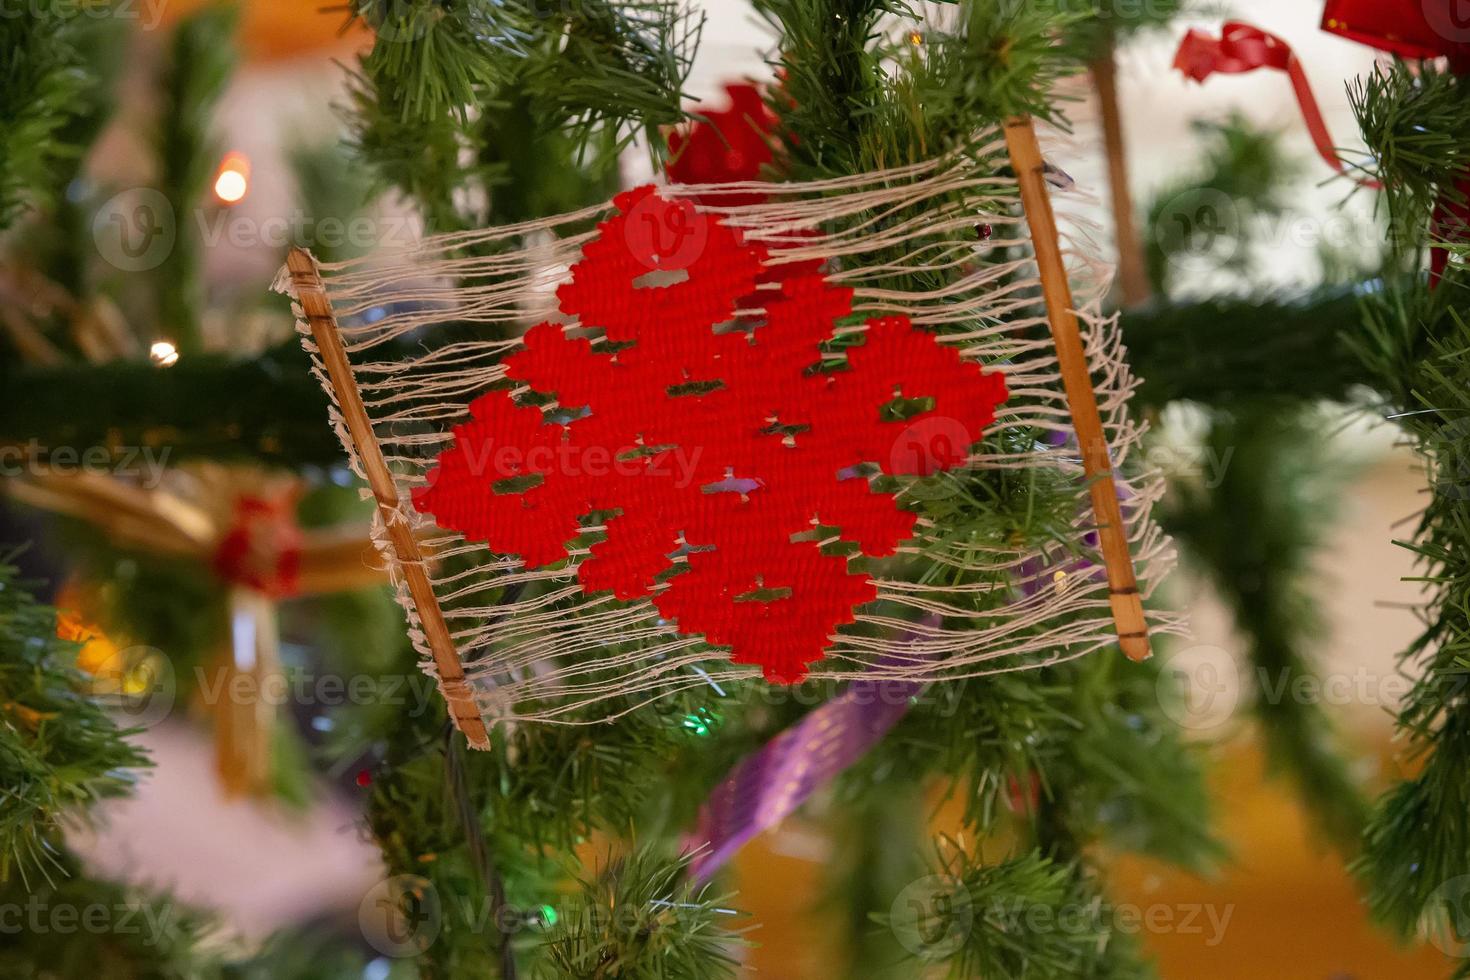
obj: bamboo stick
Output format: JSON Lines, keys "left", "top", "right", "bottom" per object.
{"left": 1003, "top": 117, "right": 1151, "bottom": 662}
{"left": 1092, "top": 41, "right": 1152, "bottom": 308}
{"left": 286, "top": 247, "right": 491, "bottom": 747}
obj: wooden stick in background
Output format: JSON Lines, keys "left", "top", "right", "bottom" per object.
{"left": 1003, "top": 117, "right": 1151, "bottom": 662}
{"left": 1092, "top": 39, "right": 1152, "bottom": 308}
{"left": 286, "top": 247, "right": 491, "bottom": 747}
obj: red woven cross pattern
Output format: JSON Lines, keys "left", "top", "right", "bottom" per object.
{"left": 413, "top": 186, "right": 1009, "bottom": 682}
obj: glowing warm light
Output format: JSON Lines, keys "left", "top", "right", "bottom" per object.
{"left": 150, "top": 340, "right": 180, "bottom": 367}
{"left": 907, "top": 29, "right": 924, "bottom": 46}
{"left": 213, "top": 151, "right": 251, "bottom": 204}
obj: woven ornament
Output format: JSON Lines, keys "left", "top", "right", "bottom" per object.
{"left": 413, "top": 186, "right": 1007, "bottom": 683}
{"left": 280, "top": 144, "right": 1177, "bottom": 739}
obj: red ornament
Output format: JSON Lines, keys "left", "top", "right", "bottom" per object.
{"left": 212, "top": 495, "right": 303, "bottom": 598}
{"left": 412, "top": 186, "right": 1009, "bottom": 683}
{"left": 1322, "top": 0, "right": 1470, "bottom": 68}
{"left": 667, "top": 83, "right": 778, "bottom": 204}
{"left": 356, "top": 768, "right": 372, "bottom": 787}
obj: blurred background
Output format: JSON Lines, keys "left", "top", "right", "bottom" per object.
{"left": 1, "top": 0, "right": 1457, "bottom": 976}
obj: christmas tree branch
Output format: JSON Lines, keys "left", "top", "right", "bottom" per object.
{"left": 153, "top": 6, "right": 238, "bottom": 356}
{"left": 1349, "top": 282, "right": 1470, "bottom": 937}
{"left": 348, "top": 1, "right": 699, "bottom": 234}
{"left": 0, "top": 1, "right": 96, "bottom": 230}
{"left": 0, "top": 558, "right": 150, "bottom": 887}
{"left": 1162, "top": 408, "right": 1371, "bottom": 850}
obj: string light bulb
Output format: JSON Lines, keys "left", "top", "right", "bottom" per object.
{"left": 213, "top": 151, "right": 251, "bottom": 205}
{"left": 150, "top": 340, "right": 179, "bottom": 367}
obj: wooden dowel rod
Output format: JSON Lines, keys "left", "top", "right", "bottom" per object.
{"left": 1092, "top": 41, "right": 1152, "bottom": 308}
{"left": 286, "top": 247, "right": 491, "bottom": 747}
{"left": 1003, "top": 117, "right": 1151, "bottom": 662}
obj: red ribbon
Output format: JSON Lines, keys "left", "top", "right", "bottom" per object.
{"left": 1174, "top": 22, "right": 1381, "bottom": 189}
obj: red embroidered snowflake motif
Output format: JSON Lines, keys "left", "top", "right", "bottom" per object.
{"left": 413, "top": 186, "right": 1009, "bottom": 683}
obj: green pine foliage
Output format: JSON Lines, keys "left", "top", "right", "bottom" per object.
{"left": 348, "top": 0, "right": 699, "bottom": 233}
{"left": 1343, "top": 52, "right": 1470, "bottom": 947}
{"left": 154, "top": 4, "right": 239, "bottom": 356}
{"left": 1350, "top": 61, "right": 1470, "bottom": 259}
{"left": 877, "top": 845, "right": 1155, "bottom": 979}
{"left": 0, "top": 289, "right": 1376, "bottom": 467}
{"left": 1123, "top": 289, "right": 1370, "bottom": 411}
{"left": 1145, "top": 114, "right": 1304, "bottom": 295}
{"left": 534, "top": 850, "right": 746, "bottom": 978}
{"left": 0, "top": 1, "right": 94, "bottom": 230}
{"left": 0, "top": 558, "right": 150, "bottom": 886}
{"left": 334, "top": 626, "right": 751, "bottom": 975}
{"left": 758, "top": 0, "right": 1082, "bottom": 182}
{"left": 1349, "top": 284, "right": 1470, "bottom": 938}
{"left": 0, "top": 848, "right": 223, "bottom": 979}
{"left": 1136, "top": 112, "right": 1373, "bottom": 853}
{"left": 1064, "top": 0, "right": 1185, "bottom": 61}
{"left": 1163, "top": 409, "right": 1371, "bottom": 850}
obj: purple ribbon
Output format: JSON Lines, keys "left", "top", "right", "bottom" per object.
{"left": 685, "top": 622, "right": 936, "bottom": 883}
{"left": 683, "top": 441, "right": 1124, "bottom": 881}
